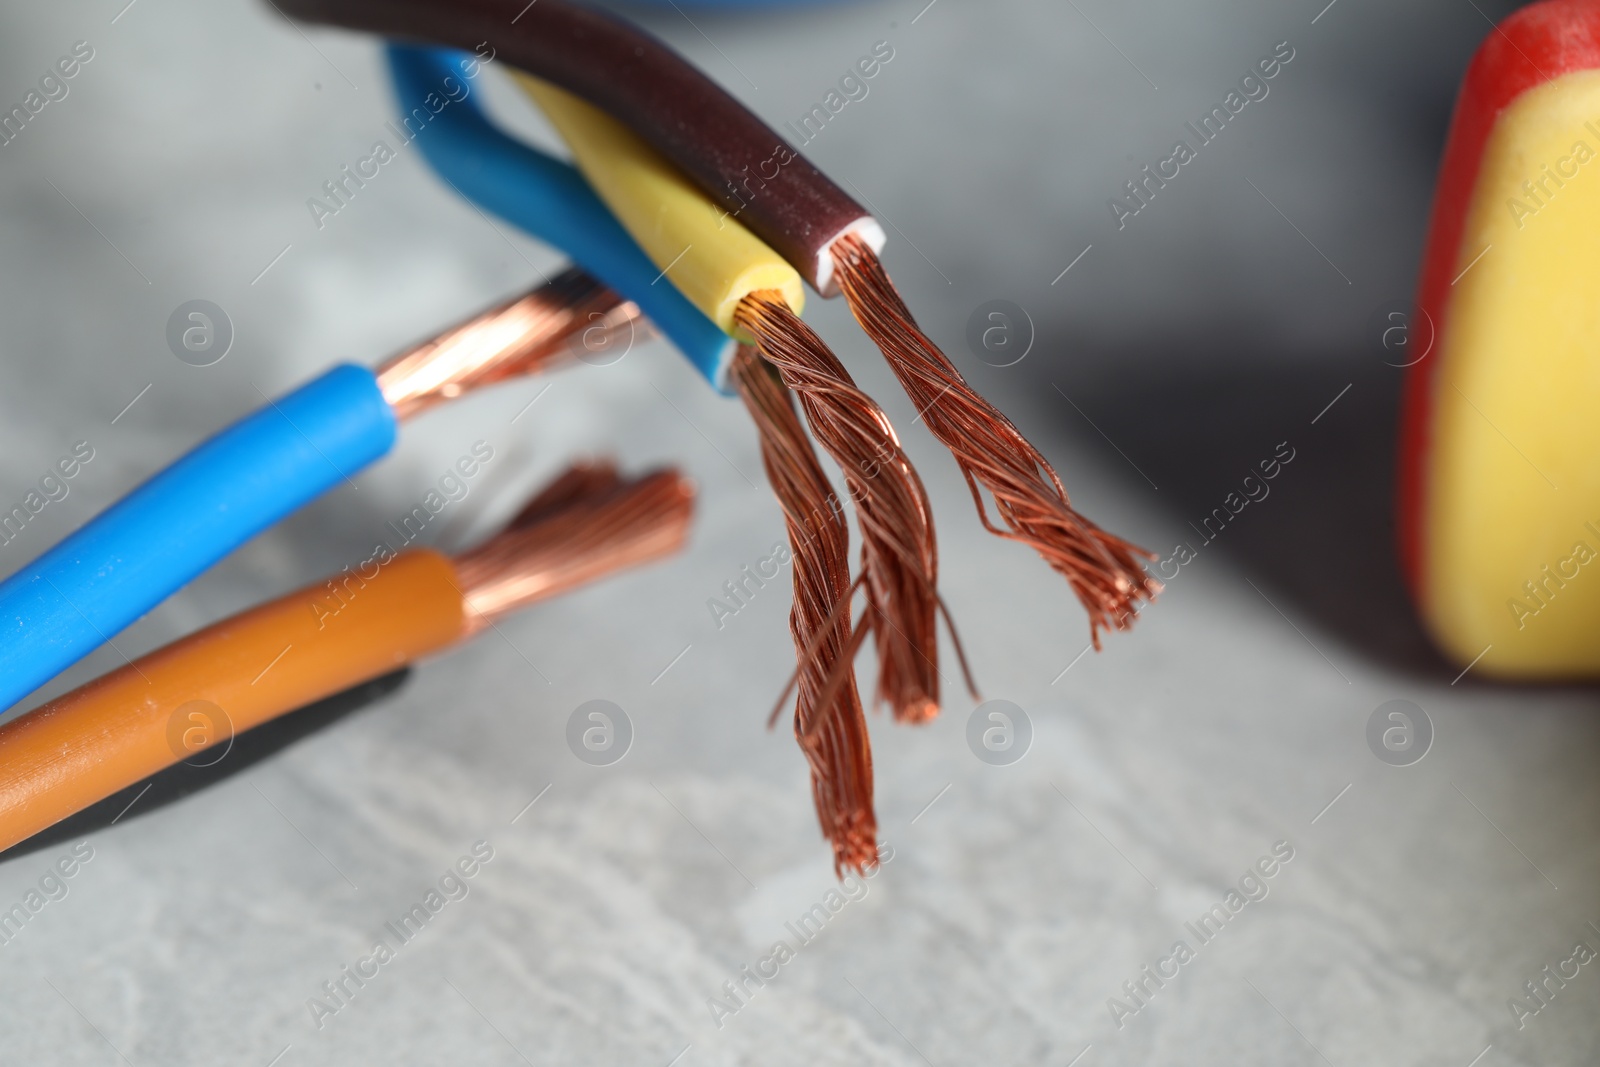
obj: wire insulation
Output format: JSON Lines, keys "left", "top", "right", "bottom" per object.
{"left": 518, "top": 74, "right": 804, "bottom": 336}
{"left": 0, "top": 365, "right": 396, "bottom": 714}
{"left": 0, "top": 463, "right": 694, "bottom": 854}
{"left": 285, "top": 0, "right": 883, "bottom": 293}
{"left": 386, "top": 45, "right": 737, "bottom": 389}
{"left": 0, "top": 549, "right": 463, "bottom": 853}
{"left": 0, "top": 268, "right": 626, "bottom": 714}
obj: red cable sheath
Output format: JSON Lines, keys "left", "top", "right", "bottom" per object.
{"left": 276, "top": 0, "right": 878, "bottom": 293}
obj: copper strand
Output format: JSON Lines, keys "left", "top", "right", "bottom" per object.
{"left": 454, "top": 465, "right": 694, "bottom": 631}
{"left": 734, "top": 292, "right": 945, "bottom": 724}
{"left": 504, "top": 459, "right": 626, "bottom": 529}
{"left": 732, "top": 346, "right": 877, "bottom": 875}
{"left": 830, "top": 235, "right": 1160, "bottom": 647}
{"left": 376, "top": 267, "right": 642, "bottom": 420}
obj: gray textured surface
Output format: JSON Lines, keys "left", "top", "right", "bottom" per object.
{"left": 1, "top": 0, "right": 1596, "bottom": 1064}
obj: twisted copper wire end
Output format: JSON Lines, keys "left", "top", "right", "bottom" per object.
{"left": 454, "top": 463, "right": 694, "bottom": 632}
{"left": 734, "top": 292, "right": 945, "bottom": 725}
{"left": 376, "top": 267, "right": 641, "bottom": 421}
{"left": 829, "top": 235, "right": 1160, "bottom": 648}
{"left": 732, "top": 346, "right": 878, "bottom": 876}
{"left": 503, "top": 459, "right": 627, "bottom": 529}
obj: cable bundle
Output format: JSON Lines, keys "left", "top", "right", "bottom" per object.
{"left": 509, "top": 71, "right": 961, "bottom": 872}
{"left": 0, "top": 267, "right": 624, "bottom": 713}
{"left": 0, "top": 462, "right": 693, "bottom": 854}
{"left": 0, "top": 0, "right": 1158, "bottom": 873}
{"left": 261, "top": 0, "right": 1161, "bottom": 873}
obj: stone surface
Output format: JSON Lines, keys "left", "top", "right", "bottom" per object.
{"left": 0, "top": 0, "right": 1593, "bottom": 1064}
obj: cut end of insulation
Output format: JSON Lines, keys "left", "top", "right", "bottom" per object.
{"left": 720, "top": 262, "right": 805, "bottom": 342}
{"left": 706, "top": 337, "right": 742, "bottom": 398}
{"left": 815, "top": 216, "right": 886, "bottom": 298}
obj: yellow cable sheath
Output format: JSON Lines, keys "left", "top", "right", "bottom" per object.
{"left": 0, "top": 550, "right": 467, "bottom": 853}
{"left": 1422, "top": 70, "right": 1600, "bottom": 675}
{"left": 516, "top": 73, "right": 804, "bottom": 337}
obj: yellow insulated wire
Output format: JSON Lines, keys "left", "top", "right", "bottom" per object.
{"left": 516, "top": 73, "right": 804, "bottom": 338}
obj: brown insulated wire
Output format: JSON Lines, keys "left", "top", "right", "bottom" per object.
{"left": 275, "top": 0, "right": 877, "bottom": 292}
{"left": 830, "top": 235, "right": 1160, "bottom": 646}
{"left": 732, "top": 346, "right": 877, "bottom": 875}
{"left": 734, "top": 292, "right": 953, "bottom": 724}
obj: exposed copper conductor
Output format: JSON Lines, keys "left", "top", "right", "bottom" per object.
{"left": 454, "top": 461, "right": 694, "bottom": 631}
{"left": 830, "top": 234, "right": 1160, "bottom": 647}
{"left": 732, "top": 345, "right": 878, "bottom": 875}
{"left": 376, "top": 267, "right": 642, "bottom": 420}
{"left": 734, "top": 292, "right": 951, "bottom": 725}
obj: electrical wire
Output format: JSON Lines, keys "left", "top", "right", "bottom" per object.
{"left": 0, "top": 272, "right": 611, "bottom": 715}
{"left": 514, "top": 68, "right": 933, "bottom": 856}
{"left": 515, "top": 69, "right": 965, "bottom": 722}
{"left": 736, "top": 292, "right": 971, "bottom": 723}
{"left": 0, "top": 462, "right": 694, "bottom": 854}
{"left": 377, "top": 266, "right": 637, "bottom": 417}
{"left": 455, "top": 464, "right": 695, "bottom": 627}
{"left": 830, "top": 235, "right": 1162, "bottom": 646}
{"left": 517, "top": 74, "right": 805, "bottom": 336}
{"left": 386, "top": 44, "right": 737, "bottom": 389}
{"left": 480, "top": 36, "right": 1158, "bottom": 650}
{"left": 386, "top": 37, "right": 948, "bottom": 861}
{"left": 281, "top": 0, "right": 886, "bottom": 294}
{"left": 731, "top": 346, "right": 876, "bottom": 875}
{"left": 289, "top": 0, "right": 1156, "bottom": 862}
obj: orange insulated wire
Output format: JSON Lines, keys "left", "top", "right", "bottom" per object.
{"left": 0, "top": 551, "right": 466, "bottom": 854}
{"left": 0, "top": 464, "right": 693, "bottom": 854}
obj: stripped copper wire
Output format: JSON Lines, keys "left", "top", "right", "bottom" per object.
{"left": 734, "top": 291, "right": 965, "bottom": 725}
{"left": 503, "top": 459, "right": 629, "bottom": 529}
{"left": 732, "top": 345, "right": 877, "bottom": 875}
{"left": 454, "top": 462, "right": 694, "bottom": 631}
{"left": 830, "top": 234, "right": 1160, "bottom": 647}
{"left": 376, "top": 267, "right": 641, "bottom": 420}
